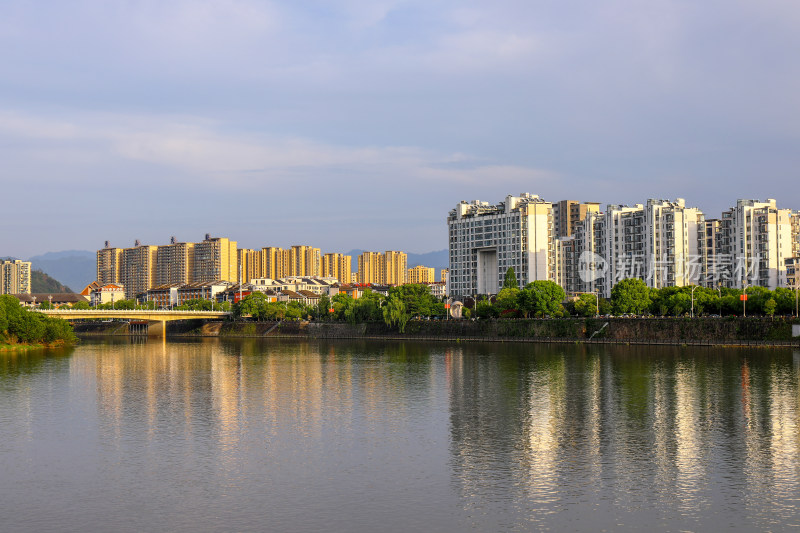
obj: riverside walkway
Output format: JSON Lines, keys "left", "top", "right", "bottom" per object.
{"left": 38, "top": 309, "right": 230, "bottom": 338}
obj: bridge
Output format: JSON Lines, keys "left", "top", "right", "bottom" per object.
{"left": 38, "top": 309, "right": 231, "bottom": 338}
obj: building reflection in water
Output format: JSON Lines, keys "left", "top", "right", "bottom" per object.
{"left": 446, "top": 344, "right": 800, "bottom": 530}
{"left": 65, "top": 339, "right": 800, "bottom": 531}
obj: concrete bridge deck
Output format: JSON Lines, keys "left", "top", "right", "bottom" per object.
{"left": 38, "top": 309, "right": 230, "bottom": 338}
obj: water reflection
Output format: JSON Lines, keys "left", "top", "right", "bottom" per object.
{"left": 1, "top": 340, "right": 800, "bottom": 532}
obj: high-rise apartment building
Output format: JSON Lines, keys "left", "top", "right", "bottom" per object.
{"left": 290, "top": 245, "right": 321, "bottom": 277}
{"left": 155, "top": 238, "right": 195, "bottom": 286}
{"left": 357, "top": 252, "right": 385, "bottom": 284}
{"left": 121, "top": 243, "right": 157, "bottom": 300}
{"left": 1, "top": 260, "right": 31, "bottom": 294}
{"left": 193, "top": 235, "right": 238, "bottom": 283}
{"left": 408, "top": 265, "right": 435, "bottom": 284}
{"left": 385, "top": 251, "right": 407, "bottom": 285}
{"left": 714, "top": 199, "right": 796, "bottom": 289}
{"left": 322, "top": 253, "right": 352, "bottom": 284}
{"left": 553, "top": 200, "right": 601, "bottom": 238}
{"left": 97, "top": 242, "right": 123, "bottom": 285}
{"left": 447, "top": 193, "right": 554, "bottom": 297}
{"left": 356, "top": 251, "right": 407, "bottom": 285}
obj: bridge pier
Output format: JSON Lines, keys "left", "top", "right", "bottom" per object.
{"left": 147, "top": 320, "right": 167, "bottom": 339}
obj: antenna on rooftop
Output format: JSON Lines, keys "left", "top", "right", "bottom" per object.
{"left": 135, "top": 239, "right": 141, "bottom": 247}
{"left": 104, "top": 240, "right": 110, "bottom": 249}
{"left": 171, "top": 236, "right": 177, "bottom": 244}
{"left": 205, "top": 233, "right": 211, "bottom": 241}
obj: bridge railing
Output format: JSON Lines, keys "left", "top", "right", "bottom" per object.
{"left": 40, "top": 309, "right": 231, "bottom": 315}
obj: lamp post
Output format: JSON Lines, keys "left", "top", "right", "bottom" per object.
{"left": 742, "top": 282, "right": 748, "bottom": 318}
{"left": 595, "top": 290, "right": 599, "bottom": 317}
{"left": 717, "top": 284, "right": 722, "bottom": 316}
{"left": 690, "top": 286, "right": 698, "bottom": 318}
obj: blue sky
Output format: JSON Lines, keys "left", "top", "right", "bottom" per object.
{"left": 2, "top": 0, "right": 800, "bottom": 258}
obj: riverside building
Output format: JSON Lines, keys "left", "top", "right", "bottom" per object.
{"left": 447, "top": 193, "right": 554, "bottom": 297}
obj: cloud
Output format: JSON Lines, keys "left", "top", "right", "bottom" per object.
{"left": 0, "top": 109, "right": 556, "bottom": 189}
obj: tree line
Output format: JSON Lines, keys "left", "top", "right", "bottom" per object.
{"left": 0, "top": 295, "right": 76, "bottom": 346}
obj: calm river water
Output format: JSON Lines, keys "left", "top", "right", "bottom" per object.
{"left": 1, "top": 339, "right": 800, "bottom": 532}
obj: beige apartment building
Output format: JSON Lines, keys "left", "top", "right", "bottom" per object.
{"left": 385, "top": 251, "right": 407, "bottom": 285}
{"left": 357, "top": 251, "right": 408, "bottom": 285}
{"left": 193, "top": 235, "right": 238, "bottom": 283}
{"left": 357, "top": 252, "right": 384, "bottom": 284}
{"left": 1, "top": 259, "right": 32, "bottom": 295}
{"left": 97, "top": 243, "right": 123, "bottom": 285}
{"left": 121, "top": 243, "right": 158, "bottom": 300}
{"left": 408, "top": 265, "right": 435, "bottom": 284}
{"left": 97, "top": 235, "right": 238, "bottom": 300}
{"left": 322, "top": 253, "right": 352, "bottom": 284}
{"left": 290, "top": 245, "right": 321, "bottom": 277}
{"left": 155, "top": 238, "right": 195, "bottom": 286}
{"left": 552, "top": 200, "right": 601, "bottom": 238}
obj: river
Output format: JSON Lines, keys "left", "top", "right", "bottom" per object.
{"left": 1, "top": 339, "right": 799, "bottom": 532}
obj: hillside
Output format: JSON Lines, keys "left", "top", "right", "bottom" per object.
{"left": 31, "top": 270, "right": 73, "bottom": 293}
{"left": 28, "top": 250, "right": 94, "bottom": 291}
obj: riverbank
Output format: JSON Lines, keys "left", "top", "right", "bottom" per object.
{"left": 1, "top": 342, "right": 48, "bottom": 352}
{"left": 73, "top": 317, "right": 800, "bottom": 346}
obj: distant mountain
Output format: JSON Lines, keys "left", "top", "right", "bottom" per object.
{"left": 344, "top": 249, "right": 448, "bottom": 273}
{"left": 407, "top": 250, "right": 448, "bottom": 270}
{"left": 28, "top": 250, "right": 95, "bottom": 292}
{"left": 31, "top": 270, "right": 73, "bottom": 293}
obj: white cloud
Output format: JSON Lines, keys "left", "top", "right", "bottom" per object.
{"left": 0, "top": 109, "right": 556, "bottom": 190}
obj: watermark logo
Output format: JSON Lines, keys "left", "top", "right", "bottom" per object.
{"left": 578, "top": 251, "right": 609, "bottom": 283}
{"left": 578, "top": 252, "right": 760, "bottom": 284}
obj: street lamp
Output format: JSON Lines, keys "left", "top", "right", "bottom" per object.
{"left": 742, "top": 282, "right": 748, "bottom": 318}
{"left": 690, "top": 286, "right": 698, "bottom": 318}
{"left": 595, "top": 290, "right": 600, "bottom": 317}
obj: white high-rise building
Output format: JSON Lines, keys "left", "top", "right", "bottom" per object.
{"left": 447, "top": 193, "right": 553, "bottom": 297}
{"left": 715, "top": 199, "right": 796, "bottom": 289}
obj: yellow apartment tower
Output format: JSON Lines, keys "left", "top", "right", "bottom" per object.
{"left": 322, "top": 253, "right": 352, "bottom": 283}
{"left": 97, "top": 243, "right": 123, "bottom": 285}
{"left": 193, "top": 235, "right": 238, "bottom": 283}
{"left": 408, "top": 265, "right": 435, "bottom": 284}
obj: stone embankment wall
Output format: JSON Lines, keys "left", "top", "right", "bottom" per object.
{"left": 74, "top": 317, "right": 800, "bottom": 345}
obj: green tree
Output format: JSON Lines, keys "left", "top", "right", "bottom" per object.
{"left": 383, "top": 296, "right": 410, "bottom": 332}
{"left": 610, "top": 278, "right": 651, "bottom": 315}
{"left": 573, "top": 293, "right": 599, "bottom": 317}
{"left": 495, "top": 287, "right": 520, "bottom": 315}
{"left": 764, "top": 297, "right": 777, "bottom": 318}
{"left": 317, "top": 295, "right": 331, "bottom": 319}
{"left": 503, "top": 267, "right": 518, "bottom": 290}
{"left": 518, "top": 281, "right": 566, "bottom": 317}
{"left": 235, "top": 292, "right": 268, "bottom": 319}
{"left": 388, "top": 284, "right": 437, "bottom": 317}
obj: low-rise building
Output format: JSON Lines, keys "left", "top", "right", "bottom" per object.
{"left": 176, "top": 281, "right": 233, "bottom": 305}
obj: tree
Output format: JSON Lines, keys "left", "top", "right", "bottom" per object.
{"left": 388, "top": 284, "right": 437, "bottom": 317}
{"left": 518, "top": 281, "right": 566, "bottom": 318}
{"left": 503, "top": 267, "right": 518, "bottom": 290}
{"left": 610, "top": 278, "right": 651, "bottom": 315}
{"left": 495, "top": 287, "right": 520, "bottom": 315}
{"left": 383, "top": 296, "right": 410, "bottom": 332}
{"left": 764, "top": 297, "right": 777, "bottom": 318}
{"left": 573, "top": 293, "right": 599, "bottom": 317}
{"left": 235, "top": 292, "right": 268, "bottom": 319}
{"left": 317, "top": 295, "right": 331, "bottom": 319}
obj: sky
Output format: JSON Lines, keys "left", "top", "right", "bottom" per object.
{"left": 2, "top": 0, "right": 800, "bottom": 258}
